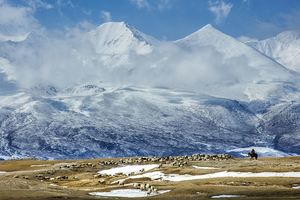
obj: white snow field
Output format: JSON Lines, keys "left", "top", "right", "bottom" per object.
{"left": 89, "top": 189, "right": 170, "bottom": 198}
{"left": 97, "top": 164, "right": 159, "bottom": 176}
{"left": 30, "top": 164, "right": 52, "bottom": 167}
{"left": 125, "top": 171, "right": 300, "bottom": 182}
{"left": 193, "top": 166, "right": 219, "bottom": 170}
{"left": 210, "top": 194, "right": 245, "bottom": 198}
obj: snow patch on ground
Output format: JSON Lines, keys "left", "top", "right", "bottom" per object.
{"left": 124, "top": 171, "right": 165, "bottom": 181}
{"left": 193, "top": 166, "right": 219, "bottom": 169}
{"left": 211, "top": 194, "right": 245, "bottom": 198}
{"left": 126, "top": 171, "right": 300, "bottom": 182}
{"left": 30, "top": 164, "right": 52, "bottom": 167}
{"left": 98, "top": 164, "right": 159, "bottom": 176}
{"left": 89, "top": 189, "right": 170, "bottom": 198}
{"left": 164, "top": 171, "right": 300, "bottom": 182}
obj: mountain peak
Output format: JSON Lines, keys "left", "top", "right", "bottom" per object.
{"left": 247, "top": 29, "right": 300, "bottom": 73}
{"left": 174, "top": 24, "right": 225, "bottom": 44}
{"left": 194, "top": 24, "right": 223, "bottom": 36}
{"left": 92, "top": 21, "right": 157, "bottom": 44}
{"left": 88, "top": 21, "right": 157, "bottom": 57}
{"left": 200, "top": 24, "right": 215, "bottom": 30}
{"left": 275, "top": 30, "right": 300, "bottom": 41}
{"left": 97, "top": 21, "right": 130, "bottom": 30}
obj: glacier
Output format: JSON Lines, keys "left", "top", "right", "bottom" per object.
{"left": 0, "top": 22, "right": 300, "bottom": 159}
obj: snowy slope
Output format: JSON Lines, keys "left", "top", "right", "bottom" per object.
{"left": 0, "top": 85, "right": 266, "bottom": 159}
{"left": 246, "top": 31, "right": 300, "bottom": 73}
{"left": 260, "top": 101, "right": 300, "bottom": 154}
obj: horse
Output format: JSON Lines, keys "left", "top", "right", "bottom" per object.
{"left": 248, "top": 152, "right": 258, "bottom": 160}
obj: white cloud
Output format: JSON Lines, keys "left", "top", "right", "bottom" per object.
{"left": 0, "top": 1, "right": 39, "bottom": 40}
{"left": 130, "top": 0, "right": 171, "bottom": 11}
{"left": 100, "top": 10, "right": 112, "bottom": 22}
{"left": 0, "top": 32, "right": 30, "bottom": 42}
{"left": 130, "top": 0, "right": 150, "bottom": 9}
{"left": 208, "top": 0, "right": 233, "bottom": 24}
{"left": 0, "top": 0, "right": 261, "bottom": 98}
{"left": 25, "top": 0, "right": 54, "bottom": 11}
{"left": 55, "top": 0, "right": 75, "bottom": 16}
{"left": 0, "top": 1, "right": 32, "bottom": 26}
{"left": 157, "top": 0, "right": 172, "bottom": 11}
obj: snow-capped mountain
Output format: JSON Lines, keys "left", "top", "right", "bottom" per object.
{"left": 88, "top": 22, "right": 157, "bottom": 55}
{"left": 174, "top": 24, "right": 299, "bottom": 101}
{"left": 245, "top": 30, "right": 300, "bottom": 73}
{"left": 87, "top": 22, "right": 158, "bottom": 68}
{"left": 0, "top": 85, "right": 265, "bottom": 159}
{"left": 1, "top": 22, "right": 300, "bottom": 159}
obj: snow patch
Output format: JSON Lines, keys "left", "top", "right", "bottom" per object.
{"left": 30, "top": 164, "right": 51, "bottom": 167}
{"left": 98, "top": 164, "right": 159, "bottom": 176}
{"left": 89, "top": 189, "right": 170, "bottom": 198}
{"left": 211, "top": 194, "right": 245, "bottom": 198}
{"left": 127, "top": 171, "right": 300, "bottom": 182}
{"left": 193, "top": 166, "right": 219, "bottom": 170}
{"left": 124, "top": 171, "right": 165, "bottom": 181}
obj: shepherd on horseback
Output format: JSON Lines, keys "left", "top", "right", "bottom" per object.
{"left": 248, "top": 149, "right": 258, "bottom": 160}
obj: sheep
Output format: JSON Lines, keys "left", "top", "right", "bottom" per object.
{"left": 133, "top": 183, "right": 140, "bottom": 188}
{"left": 140, "top": 168, "right": 145, "bottom": 173}
{"left": 140, "top": 183, "right": 146, "bottom": 190}
{"left": 98, "top": 178, "right": 105, "bottom": 184}
{"left": 118, "top": 179, "right": 126, "bottom": 185}
{"left": 147, "top": 189, "right": 152, "bottom": 195}
{"left": 145, "top": 183, "right": 150, "bottom": 190}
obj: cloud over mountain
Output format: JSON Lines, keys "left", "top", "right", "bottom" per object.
{"left": 208, "top": 0, "right": 233, "bottom": 24}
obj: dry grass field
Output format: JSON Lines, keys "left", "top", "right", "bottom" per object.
{"left": 1, "top": 156, "right": 300, "bottom": 200}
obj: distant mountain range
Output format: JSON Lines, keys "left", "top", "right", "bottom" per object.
{"left": 0, "top": 22, "right": 300, "bottom": 159}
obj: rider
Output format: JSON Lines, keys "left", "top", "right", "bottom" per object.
{"left": 250, "top": 149, "right": 258, "bottom": 160}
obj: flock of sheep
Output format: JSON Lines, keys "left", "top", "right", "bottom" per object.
{"left": 95, "top": 153, "right": 233, "bottom": 195}
{"left": 99, "top": 153, "right": 233, "bottom": 166}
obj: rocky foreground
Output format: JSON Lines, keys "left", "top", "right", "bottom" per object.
{"left": 0, "top": 154, "right": 300, "bottom": 200}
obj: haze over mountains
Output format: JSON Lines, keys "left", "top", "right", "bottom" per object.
{"left": 0, "top": 22, "right": 300, "bottom": 159}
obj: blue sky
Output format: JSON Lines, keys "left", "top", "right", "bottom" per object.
{"left": 4, "top": 0, "right": 300, "bottom": 40}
